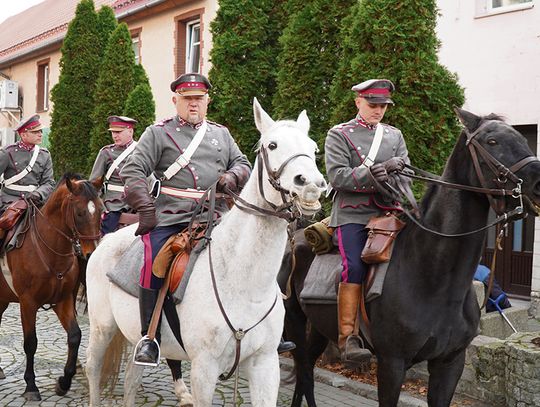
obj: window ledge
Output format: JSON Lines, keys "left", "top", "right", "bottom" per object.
{"left": 475, "top": 3, "right": 534, "bottom": 19}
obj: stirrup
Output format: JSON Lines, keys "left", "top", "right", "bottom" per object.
{"left": 133, "top": 335, "right": 161, "bottom": 367}
{"left": 343, "top": 335, "right": 371, "bottom": 363}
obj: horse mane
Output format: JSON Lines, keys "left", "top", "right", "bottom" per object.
{"left": 419, "top": 113, "right": 506, "bottom": 213}
{"left": 55, "top": 172, "right": 99, "bottom": 201}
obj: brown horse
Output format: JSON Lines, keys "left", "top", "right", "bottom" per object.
{"left": 0, "top": 173, "right": 103, "bottom": 401}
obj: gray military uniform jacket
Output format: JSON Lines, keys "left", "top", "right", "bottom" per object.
{"left": 90, "top": 142, "right": 134, "bottom": 212}
{"left": 120, "top": 116, "right": 251, "bottom": 227}
{"left": 325, "top": 117, "right": 410, "bottom": 227}
{"left": 0, "top": 143, "right": 55, "bottom": 210}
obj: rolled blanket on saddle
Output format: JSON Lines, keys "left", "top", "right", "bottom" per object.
{"left": 304, "top": 217, "right": 334, "bottom": 255}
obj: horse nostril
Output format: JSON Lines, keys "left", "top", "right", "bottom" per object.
{"left": 318, "top": 179, "right": 327, "bottom": 189}
{"left": 294, "top": 175, "right": 307, "bottom": 186}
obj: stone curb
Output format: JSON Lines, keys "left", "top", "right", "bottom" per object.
{"left": 280, "top": 357, "right": 428, "bottom": 407}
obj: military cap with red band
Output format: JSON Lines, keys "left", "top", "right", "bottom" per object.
{"left": 15, "top": 114, "right": 44, "bottom": 134}
{"left": 352, "top": 79, "right": 395, "bottom": 105}
{"left": 170, "top": 73, "right": 212, "bottom": 96}
{"left": 107, "top": 115, "right": 137, "bottom": 131}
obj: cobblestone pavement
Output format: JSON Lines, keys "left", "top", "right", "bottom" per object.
{"left": 0, "top": 304, "right": 379, "bottom": 406}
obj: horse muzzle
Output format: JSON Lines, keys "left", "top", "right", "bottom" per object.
{"left": 292, "top": 183, "right": 325, "bottom": 216}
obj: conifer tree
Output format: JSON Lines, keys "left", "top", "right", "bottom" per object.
{"left": 49, "top": 0, "right": 101, "bottom": 175}
{"left": 96, "top": 5, "right": 117, "bottom": 56}
{"left": 124, "top": 83, "right": 156, "bottom": 140}
{"left": 330, "top": 0, "right": 464, "bottom": 175}
{"left": 273, "top": 0, "right": 356, "bottom": 151}
{"left": 208, "top": 0, "right": 288, "bottom": 162}
{"left": 87, "top": 23, "right": 135, "bottom": 172}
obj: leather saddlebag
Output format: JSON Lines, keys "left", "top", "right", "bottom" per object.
{"left": 361, "top": 213, "right": 405, "bottom": 264}
{"left": 0, "top": 199, "right": 28, "bottom": 231}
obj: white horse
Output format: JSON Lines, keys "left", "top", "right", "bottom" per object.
{"left": 85, "top": 98, "right": 326, "bottom": 406}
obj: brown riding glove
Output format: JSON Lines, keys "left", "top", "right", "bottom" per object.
{"left": 125, "top": 186, "right": 157, "bottom": 236}
{"left": 370, "top": 163, "right": 389, "bottom": 183}
{"left": 26, "top": 192, "right": 42, "bottom": 205}
{"left": 382, "top": 157, "right": 405, "bottom": 173}
{"left": 217, "top": 171, "right": 239, "bottom": 193}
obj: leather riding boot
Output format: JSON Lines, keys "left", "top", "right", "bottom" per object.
{"left": 133, "top": 286, "right": 161, "bottom": 365}
{"left": 277, "top": 337, "right": 296, "bottom": 354}
{"left": 337, "top": 282, "right": 371, "bottom": 364}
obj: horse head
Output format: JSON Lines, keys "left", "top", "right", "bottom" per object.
{"left": 52, "top": 173, "right": 103, "bottom": 257}
{"left": 252, "top": 98, "right": 326, "bottom": 217}
{"left": 452, "top": 108, "right": 540, "bottom": 218}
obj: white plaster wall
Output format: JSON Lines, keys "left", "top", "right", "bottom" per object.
{"left": 436, "top": 0, "right": 540, "bottom": 124}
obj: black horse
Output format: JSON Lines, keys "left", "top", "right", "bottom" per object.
{"left": 279, "top": 109, "right": 540, "bottom": 407}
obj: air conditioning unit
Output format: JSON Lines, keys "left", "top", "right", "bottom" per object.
{"left": 0, "top": 128, "right": 15, "bottom": 147}
{"left": 0, "top": 80, "right": 19, "bottom": 109}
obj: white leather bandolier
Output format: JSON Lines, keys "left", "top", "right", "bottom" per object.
{"left": 159, "top": 121, "right": 210, "bottom": 199}
{"left": 104, "top": 141, "right": 138, "bottom": 193}
{"left": 326, "top": 123, "right": 384, "bottom": 198}
{"left": 0, "top": 146, "right": 41, "bottom": 192}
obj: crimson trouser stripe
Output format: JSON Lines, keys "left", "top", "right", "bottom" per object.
{"left": 336, "top": 223, "right": 369, "bottom": 284}
{"left": 140, "top": 223, "right": 188, "bottom": 289}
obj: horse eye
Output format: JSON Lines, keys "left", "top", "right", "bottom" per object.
{"left": 487, "top": 139, "right": 497, "bottom": 145}
{"left": 268, "top": 142, "right": 277, "bottom": 150}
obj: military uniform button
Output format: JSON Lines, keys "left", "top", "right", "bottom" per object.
{"left": 362, "top": 186, "right": 366, "bottom": 189}
{"left": 385, "top": 129, "right": 389, "bottom": 133}
{"left": 357, "top": 146, "right": 361, "bottom": 150}
{"left": 176, "top": 127, "right": 181, "bottom": 132}
{"left": 353, "top": 187, "right": 357, "bottom": 190}
{"left": 216, "top": 159, "right": 220, "bottom": 163}
{"left": 349, "top": 129, "right": 354, "bottom": 133}
{"left": 190, "top": 167, "right": 195, "bottom": 171}
{"left": 361, "top": 155, "right": 365, "bottom": 160}
{"left": 217, "top": 148, "right": 222, "bottom": 152}
{"left": 197, "top": 187, "right": 201, "bottom": 190}
{"left": 195, "top": 176, "right": 199, "bottom": 180}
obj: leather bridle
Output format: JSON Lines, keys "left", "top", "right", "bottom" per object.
{"left": 225, "top": 144, "right": 314, "bottom": 221}
{"left": 398, "top": 120, "right": 539, "bottom": 237}
{"left": 29, "top": 193, "right": 101, "bottom": 279}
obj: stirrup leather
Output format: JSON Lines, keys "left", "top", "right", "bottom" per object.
{"left": 133, "top": 335, "right": 161, "bottom": 367}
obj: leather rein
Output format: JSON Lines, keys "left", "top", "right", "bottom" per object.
{"left": 205, "top": 146, "right": 314, "bottom": 383}
{"left": 28, "top": 194, "right": 100, "bottom": 280}
{"left": 397, "top": 120, "right": 538, "bottom": 237}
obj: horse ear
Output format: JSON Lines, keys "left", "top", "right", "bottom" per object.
{"left": 296, "top": 110, "right": 310, "bottom": 134}
{"left": 454, "top": 107, "right": 481, "bottom": 132}
{"left": 253, "top": 97, "right": 275, "bottom": 134}
{"left": 92, "top": 176, "right": 104, "bottom": 192}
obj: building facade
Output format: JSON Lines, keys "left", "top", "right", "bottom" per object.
{"left": 436, "top": 0, "right": 540, "bottom": 309}
{"left": 0, "top": 0, "right": 218, "bottom": 143}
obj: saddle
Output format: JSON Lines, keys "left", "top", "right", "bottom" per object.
{"left": 153, "top": 224, "right": 207, "bottom": 293}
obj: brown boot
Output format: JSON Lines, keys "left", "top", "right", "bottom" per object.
{"left": 337, "top": 282, "right": 371, "bottom": 364}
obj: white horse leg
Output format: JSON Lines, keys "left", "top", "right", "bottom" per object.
{"left": 189, "top": 356, "right": 220, "bottom": 407}
{"left": 245, "top": 352, "right": 280, "bottom": 407}
{"left": 86, "top": 325, "right": 119, "bottom": 406}
{"left": 174, "top": 378, "right": 193, "bottom": 407}
{"left": 123, "top": 356, "right": 144, "bottom": 406}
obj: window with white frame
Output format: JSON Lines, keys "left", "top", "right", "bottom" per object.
{"left": 186, "top": 20, "right": 201, "bottom": 73}
{"left": 490, "top": 0, "right": 532, "bottom": 9}
{"left": 132, "top": 34, "right": 141, "bottom": 65}
{"left": 36, "top": 60, "right": 49, "bottom": 111}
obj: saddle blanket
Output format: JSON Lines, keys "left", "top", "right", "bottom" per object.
{"left": 106, "top": 237, "right": 206, "bottom": 303}
{"left": 299, "top": 250, "right": 391, "bottom": 305}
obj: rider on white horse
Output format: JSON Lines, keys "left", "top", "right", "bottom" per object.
{"left": 120, "top": 73, "right": 252, "bottom": 366}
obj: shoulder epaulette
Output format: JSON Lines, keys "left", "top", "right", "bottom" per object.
{"left": 155, "top": 116, "right": 174, "bottom": 127}
{"left": 5, "top": 143, "right": 17, "bottom": 150}
{"left": 100, "top": 143, "right": 115, "bottom": 151}
{"left": 382, "top": 123, "right": 398, "bottom": 131}
{"left": 206, "top": 120, "right": 226, "bottom": 129}
{"left": 40, "top": 147, "right": 51, "bottom": 153}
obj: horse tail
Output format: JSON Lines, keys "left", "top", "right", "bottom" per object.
{"left": 100, "top": 330, "right": 127, "bottom": 392}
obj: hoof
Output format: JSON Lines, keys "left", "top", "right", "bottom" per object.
{"left": 0, "top": 366, "right": 5, "bottom": 380}
{"left": 55, "top": 378, "right": 69, "bottom": 396}
{"left": 23, "top": 391, "right": 41, "bottom": 401}
{"left": 180, "top": 403, "right": 194, "bottom": 407}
